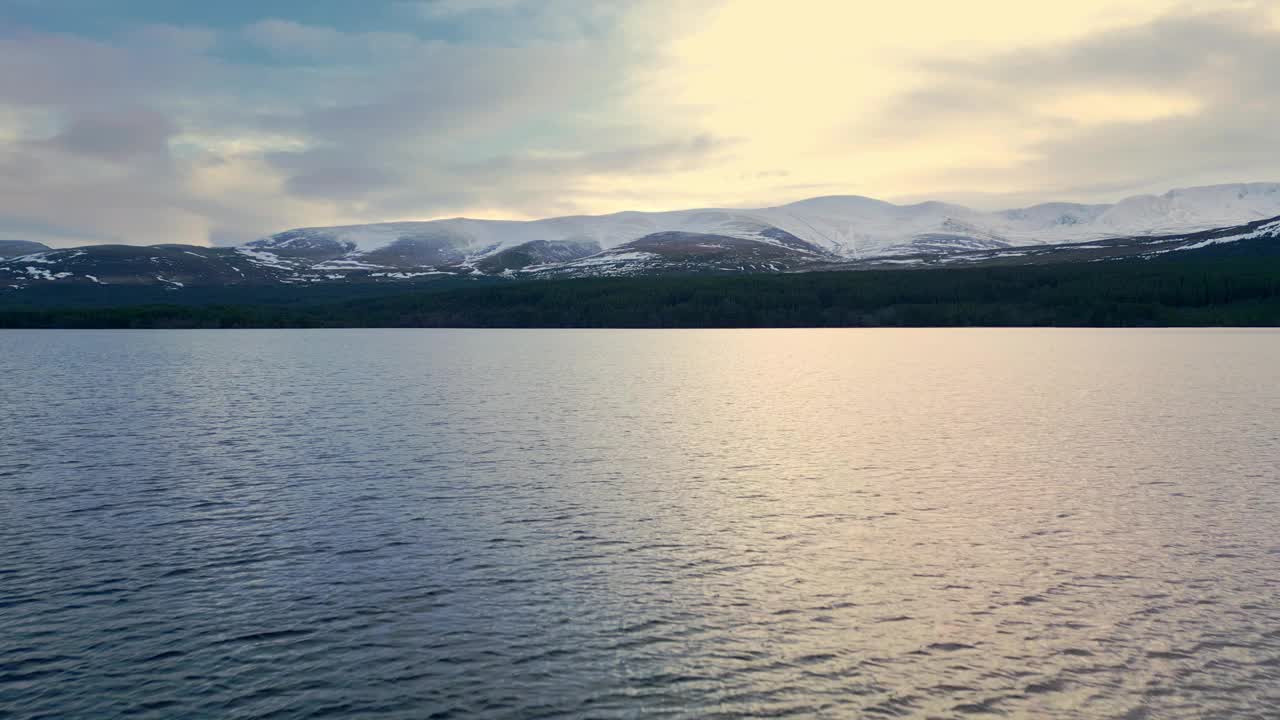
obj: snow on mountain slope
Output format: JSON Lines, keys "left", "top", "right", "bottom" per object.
{"left": 1088, "top": 184, "right": 1280, "bottom": 238}
{"left": 1162, "top": 216, "right": 1280, "bottom": 253}
{"left": 254, "top": 210, "right": 805, "bottom": 257}
{"left": 5, "top": 211, "right": 1279, "bottom": 291}
{"left": 247, "top": 183, "right": 1280, "bottom": 263}
{"left": 531, "top": 231, "right": 831, "bottom": 278}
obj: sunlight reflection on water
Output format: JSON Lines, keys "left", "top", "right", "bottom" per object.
{"left": 2, "top": 329, "right": 1278, "bottom": 718}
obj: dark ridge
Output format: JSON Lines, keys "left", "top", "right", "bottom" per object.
{"left": 473, "top": 239, "right": 601, "bottom": 273}
{"left": 0, "top": 240, "right": 53, "bottom": 258}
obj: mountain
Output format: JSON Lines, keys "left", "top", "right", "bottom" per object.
{"left": 3, "top": 183, "right": 1280, "bottom": 292}
{"left": 242, "top": 182, "right": 1280, "bottom": 260}
{"left": 830, "top": 215, "right": 1280, "bottom": 271}
{"left": 0, "top": 240, "right": 51, "bottom": 259}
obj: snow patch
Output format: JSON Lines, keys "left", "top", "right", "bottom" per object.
{"left": 312, "top": 259, "right": 388, "bottom": 271}
{"left": 24, "top": 267, "right": 72, "bottom": 280}
{"left": 236, "top": 247, "right": 295, "bottom": 270}
{"left": 1173, "top": 219, "right": 1280, "bottom": 251}
{"left": 368, "top": 271, "right": 451, "bottom": 279}
{"left": 569, "top": 251, "right": 661, "bottom": 266}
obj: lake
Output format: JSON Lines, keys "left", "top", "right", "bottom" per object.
{"left": 2, "top": 329, "right": 1278, "bottom": 718}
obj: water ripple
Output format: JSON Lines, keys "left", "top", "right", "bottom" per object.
{"left": 2, "top": 328, "right": 1279, "bottom": 718}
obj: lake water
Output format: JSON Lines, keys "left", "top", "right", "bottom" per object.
{"left": 1, "top": 329, "right": 1279, "bottom": 719}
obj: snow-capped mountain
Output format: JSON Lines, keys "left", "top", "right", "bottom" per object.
{"left": 245, "top": 182, "right": 1280, "bottom": 263}
{"left": 2, "top": 183, "right": 1279, "bottom": 291}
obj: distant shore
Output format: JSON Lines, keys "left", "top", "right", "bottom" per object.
{"left": 3, "top": 256, "right": 1279, "bottom": 329}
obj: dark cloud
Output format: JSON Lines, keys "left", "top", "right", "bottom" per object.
{"left": 50, "top": 108, "right": 177, "bottom": 162}
{"left": 268, "top": 149, "right": 402, "bottom": 199}
{"left": 0, "top": 30, "right": 218, "bottom": 109}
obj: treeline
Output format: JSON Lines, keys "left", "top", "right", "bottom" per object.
{"left": 3, "top": 257, "right": 1280, "bottom": 329}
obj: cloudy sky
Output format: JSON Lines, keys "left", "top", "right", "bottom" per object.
{"left": 1, "top": 0, "right": 1278, "bottom": 247}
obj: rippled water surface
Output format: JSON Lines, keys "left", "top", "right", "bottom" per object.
{"left": 2, "top": 329, "right": 1279, "bottom": 719}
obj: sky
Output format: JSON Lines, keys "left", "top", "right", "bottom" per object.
{"left": 1, "top": 0, "right": 1278, "bottom": 247}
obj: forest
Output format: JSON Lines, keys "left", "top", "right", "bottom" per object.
{"left": 2, "top": 255, "right": 1279, "bottom": 329}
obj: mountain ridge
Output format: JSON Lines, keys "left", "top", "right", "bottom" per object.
{"left": 3, "top": 183, "right": 1280, "bottom": 291}
{"left": 242, "top": 181, "right": 1280, "bottom": 258}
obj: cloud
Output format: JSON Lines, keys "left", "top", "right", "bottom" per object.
{"left": 267, "top": 149, "right": 401, "bottom": 199}
{"left": 866, "top": 5, "right": 1280, "bottom": 200}
{"left": 425, "top": 134, "right": 738, "bottom": 216}
{"left": 459, "top": 135, "right": 733, "bottom": 177}
{"left": 244, "top": 19, "right": 348, "bottom": 55}
{"left": 50, "top": 108, "right": 177, "bottom": 162}
{"left": 0, "top": 7, "right": 664, "bottom": 246}
{"left": 126, "top": 24, "right": 219, "bottom": 54}
{"left": 1, "top": 1, "right": 1278, "bottom": 247}
{"left": 243, "top": 19, "right": 420, "bottom": 59}
{"left": 412, "top": 0, "right": 527, "bottom": 18}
